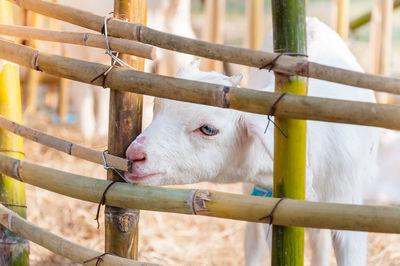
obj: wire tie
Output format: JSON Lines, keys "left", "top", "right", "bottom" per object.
{"left": 264, "top": 92, "right": 289, "bottom": 138}
{"left": 260, "top": 52, "right": 308, "bottom": 72}
{"left": 259, "top": 197, "right": 286, "bottom": 240}
{"left": 83, "top": 252, "right": 110, "bottom": 266}
{"left": 94, "top": 150, "right": 129, "bottom": 229}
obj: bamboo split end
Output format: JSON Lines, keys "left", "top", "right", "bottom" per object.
{"left": 191, "top": 189, "right": 211, "bottom": 215}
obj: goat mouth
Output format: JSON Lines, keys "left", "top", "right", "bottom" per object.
{"left": 124, "top": 172, "right": 163, "bottom": 183}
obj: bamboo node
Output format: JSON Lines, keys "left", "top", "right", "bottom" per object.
{"left": 12, "top": 159, "right": 23, "bottom": 182}
{"left": 221, "top": 86, "right": 230, "bottom": 108}
{"left": 191, "top": 190, "right": 211, "bottom": 215}
{"left": 7, "top": 212, "right": 12, "bottom": 232}
{"left": 82, "top": 33, "right": 89, "bottom": 46}
{"left": 64, "top": 142, "right": 73, "bottom": 155}
{"left": 0, "top": 202, "right": 27, "bottom": 208}
{"left": 0, "top": 149, "right": 25, "bottom": 156}
{"left": 32, "top": 52, "right": 42, "bottom": 72}
{"left": 135, "top": 24, "right": 143, "bottom": 42}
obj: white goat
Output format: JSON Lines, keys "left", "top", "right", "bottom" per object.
{"left": 125, "top": 18, "right": 378, "bottom": 266}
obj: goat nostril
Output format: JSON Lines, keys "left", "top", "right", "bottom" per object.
{"left": 128, "top": 152, "right": 146, "bottom": 162}
{"left": 136, "top": 155, "right": 146, "bottom": 162}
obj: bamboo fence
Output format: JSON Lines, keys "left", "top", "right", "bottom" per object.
{"left": 350, "top": 0, "right": 400, "bottom": 30}
{"left": 0, "top": 24, "right": 156, "bottom": 60}
{"left": 0, "top": 152, "right": 399, "bottom": 233}
{"left": 104, "top": 0, "right": 144, "bottom": 259}
{"left": 1, "top": 39, "right": 400, "bottom": 130}
{"left": 7, "top": 0, "right": 400, "bottom": 95}
{"left": 0, "top": 203, "right": 156, "bottom": 266}
{"left": 271, "top": 0, "right": 307, "bottom": 264}
{"left": 0, "top": 114, "right": 132, "bottom": 172}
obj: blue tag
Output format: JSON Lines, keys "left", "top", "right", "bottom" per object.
{"left": 251, "top": 184, "right": 273, "bottom": 197}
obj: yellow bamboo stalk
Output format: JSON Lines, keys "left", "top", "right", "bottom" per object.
{"left": 0, "top": 24, "right": 157, "bottom": 60}
{"left": 7, "top": 0, "right": 400, "bottom": 94}
{"left": 24, "top": 11, "right": 41, "bottom": 115}
{"left": 1, "top": 39, "right": 400, "bottom": 130}
{"left": 0, "top": 0, "right": 29, "bottom": 263}
{"left": 246, "top": 0, "right": 264, "bottom": 50}
{"left": 369, "top": 0, "right": 393, "bottom": 103}
{"left": 201, "top": 0, "right": 225, "bottom": 72}
{"left": 58, "top": 64, "right": 70, "bottom": 121}
{"left": 0, "top": 153, "right": 400, "bottom": 234}
{"left": 336, "top": 0, "right": 350, "bottom": 40}
{"left": 0, "top": 204, "right": 157, "bottom": 266}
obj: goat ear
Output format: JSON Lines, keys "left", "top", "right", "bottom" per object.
{"left": 229, "top": 74, "right": 243, "bottom": 87}
{"left": 242, "top": 115, "right": 274, "bottom": 160}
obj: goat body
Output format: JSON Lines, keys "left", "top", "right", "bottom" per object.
{"left": 125, "top": 18, "right": 378, "bottom": 266}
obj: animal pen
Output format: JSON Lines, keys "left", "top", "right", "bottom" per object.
{"left": 0, "top": 0, "right": 399, "bottom": 265}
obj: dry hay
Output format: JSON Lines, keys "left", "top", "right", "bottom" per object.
{"left": 19, "top": 113, "right": 400, "bottom": 265}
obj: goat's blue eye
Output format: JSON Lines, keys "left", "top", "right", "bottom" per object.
{"left": 199, "top": 125, "right": 219, "bottom": 136}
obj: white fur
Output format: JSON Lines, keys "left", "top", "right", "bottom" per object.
{"left": 125, "top": 18, "right": 378, "bottom": 266}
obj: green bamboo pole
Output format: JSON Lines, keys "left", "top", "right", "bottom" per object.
{"left": 0, "top": 0, "right": 29, "bottom": 264}
{"left": 350, "top": 0, "right": 400, "bottom": 30}
{"left": 271, "top": 1, "right": 307, "bottom": 265}
{"left": 7, "top": 0, "right": 400, "bottom": 94}
{"left": 105, "top": 0, "right": 146, "bottom": 259}
{"left": 0, "top": 153, "right": 400, "bottom": 233}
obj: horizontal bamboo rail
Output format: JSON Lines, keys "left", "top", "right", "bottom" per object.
{"left": 0, "top": 153, "right": 399, "bottom": 233}
{"left": 1, "top": 39, "right": 400, "bottom": 130}
{"left": 0, "top": 115, "right": 132, "bottom": 172}
{"left": 7, "top": 0, "right": 400, "bottom": 95}
{"left": 0, "top": 23, "right": 156, "bottom": 60}
{"left": 350, "top": 0, "right": 400, "bottom": 30}
{"left": 0, "top": 203, "right": 155, "bottom": 265}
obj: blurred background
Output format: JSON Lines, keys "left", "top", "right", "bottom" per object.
{"left": 3, "top": 0, "right": 400, "bottom": 265}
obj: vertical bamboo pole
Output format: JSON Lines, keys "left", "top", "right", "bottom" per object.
{"left": 271, "top": 0, "right": 307, "bottom": 265}
{"left": 23, "top": 11, "right": 41, "bottom": 115}
{"left": 58, "top": 48, "right": 70, "bottom": 122}
{"left": 105, "top": 0, "right": 145, "bottom": 259}
{"left": 201, "top": 0, "right": 225, "bottom": 72}
{"left": 0, "top": 1, "right": 29, "bottom": 264}
{"left": 246, "top": 0, "right": 264, "bottom": 50}
{"left": 336, "top": 0, "right": 349, "bottom": 40}
{"left": 369, "top": 0, "right": 393, "bottom": 103}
